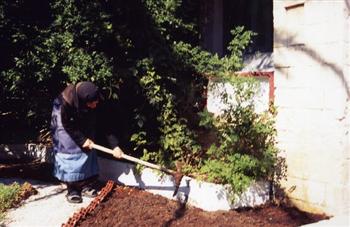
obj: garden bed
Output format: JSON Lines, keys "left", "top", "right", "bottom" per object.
{"left": 0, "top": 158, "right": 328, "bottom": 227}
{"left": 77, "top": 184, "right": 326, "bottom": 227}
{"left": 97, "top": 157, "right": 271, "bottom": 211}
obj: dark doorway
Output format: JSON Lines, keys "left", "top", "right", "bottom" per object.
{"left": 201, "top": 0, "right": 273, "bottom": 56}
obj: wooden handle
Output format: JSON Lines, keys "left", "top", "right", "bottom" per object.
{"left": 91, "top": 143, "right": 175, "bottom": 174}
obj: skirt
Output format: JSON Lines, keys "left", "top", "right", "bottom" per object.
{"left": 51, "top": 98, "right": 99, "bottom": 182}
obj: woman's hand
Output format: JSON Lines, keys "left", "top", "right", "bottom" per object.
{"left": 82, "top": 139, "right": 94, "bottom": 150}
{"left": 112, "top": 146, "right": 124, "bottom": 159}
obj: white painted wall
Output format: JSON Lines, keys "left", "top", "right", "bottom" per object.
{"left": 274, "top": 0, "right": 350, "bottom": 215}
{"left": 206, "top": 77, "right": 271, "bottom": 115}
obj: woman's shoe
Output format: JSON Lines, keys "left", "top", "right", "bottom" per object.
{"left": 81, "top": 186, "right": 98, "bottom": 198}
{"left": 66, "top": 190, "right": 82, "bottom": 203}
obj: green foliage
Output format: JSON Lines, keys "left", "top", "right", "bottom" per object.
{"left": 171, "top": 26, "right": 255, "bottom": 78}
{"left": 0, "top": 0, "right": 118, "bottom": 137}
{"left": 130, "top": 60, "right": 201, "bottom": 169}
{"left": 62, "top": 49, "right": 113, "bottom": 83}
{"left": 144, "top": 0, "right": 197, "bottom": 42}
{"left": 0, "top": 183, "right": 21, "bottom": 220}
{"left": 225, "top": 27, "right": 256, "bottom": 71}
{"left": 1, "top": 0, "right": 280, "bottom": 199}
{"left": 198, "top": 76, "right": 278, "bottom": 195}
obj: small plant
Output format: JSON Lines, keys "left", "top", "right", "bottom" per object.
{"left": 0, "top": 182, "right": 21, "bottom": 220}
{"left": 198, "top": 76, "right": 278, "bottom": 197}
{"left": 0, "top": 182, "right": 37, "bottom": 221}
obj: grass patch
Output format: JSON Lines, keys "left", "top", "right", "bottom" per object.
{"left": 0, "top": 182, "right": 36, "bottom": 221}
{"left": 0, "top": 182, "right": 21, "bottom": 220}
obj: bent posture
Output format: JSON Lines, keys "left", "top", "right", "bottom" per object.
{"left": 51, "top": 81, "right": 123, "bottom": 203}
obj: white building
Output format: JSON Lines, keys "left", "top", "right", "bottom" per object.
{"left": 203, "top": 0, "right": 350, "bottom": 216}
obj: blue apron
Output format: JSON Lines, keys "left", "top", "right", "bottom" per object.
{"left": 51, "top": 98, "right": 99, "bottom": 182}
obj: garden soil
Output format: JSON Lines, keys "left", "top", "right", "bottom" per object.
{"left": 0, "top": 161, "right": 328, "bottom": 227}
{"left": 78, "top": 185, "right": 327, "bottom": 227}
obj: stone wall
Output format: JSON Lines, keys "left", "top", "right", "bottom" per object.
{"left": 274, "top": 0, "right": 350, "bottom": 215}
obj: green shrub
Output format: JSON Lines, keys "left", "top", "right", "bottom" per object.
{"left": 198, "top": 76, "right": 278, "bottom": 196}
{"left": 1, "top": 0, "right": 280, "bottom": 198}
{"left": 130, "top": 59, "right": 201, "bottom": 170}
{"left": 0, "top": 183, "right": 21, "bottom": 220}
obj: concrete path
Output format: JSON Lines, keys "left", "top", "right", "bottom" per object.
{"left": 301, "top": 215, "right": 350, "bottom": 227}
{"left": 0, "top": 178, "right": 93, "bottom": 227}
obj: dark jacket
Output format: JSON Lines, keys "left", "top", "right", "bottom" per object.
{"left": 51, "top": 82, "right": 119, "bottom": 182}
{"left": 54, "top": 82, "right": 119, "bottom": 152}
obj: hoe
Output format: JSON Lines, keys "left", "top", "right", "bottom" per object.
{"left": 91, "top": 143, "right": 184, "bottom": 196}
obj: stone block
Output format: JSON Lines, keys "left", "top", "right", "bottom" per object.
{"left": 274, "top": 29, "right": 289, "bottom": 48}
{"left": 280, "top": 176, "right": 307, "bottom": 201}
{"left": 305, "top": 0, "right": 344, "bottom": 25}
{"left": 305, "top": 42, "right": 344, "bottom": 69}
{"left": 301, "top": 153, "right": 347, "bottom": 184}
{"left": 304, "top": 22, "right": 344, "bottom": 45}
{"left": 323, "top": 108, "right": 349, "bottom": 125}
{"left": 324, "top": 184, "right": 350, "bottom": 215}
{"left": 273, "top": 2, "right": 288, "bottom": 30}
{"left": 310, "top": 65, "right": 345, "bottom": 90}
{"left": 284, "top": 152, "right": 308, "bottom": 179}
{"left": 305, "top": 181, "right": 327, "bottom": 206}
{"left": 275, "top": 46, "right": 318, "bottom": 68}
{"left": 273, "top": 67, "right": 289, "bottom": 87}
{"left": 274, "top": 47, "right": 290, "bottom": 67}
{"left": 284, "top": 65, "right": 342, "bottom": 89}
{"left": 275, "top": 108, "right": 323, "bottom": 131}
{"left": 323, "top": 89, "right": 348, "bottom": 111}
{"left": 288, "top": 197, "right": 326, "bottom": 215}
{"left": 285, "top": 3, "right": 305, "bottom": 46}
{"left": 281, "top": 177, "right": 327, "bottom": 208}
{"left": 275, "top": 87, "right": 324, "bottom": 109}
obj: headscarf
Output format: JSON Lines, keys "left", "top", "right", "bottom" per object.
{"left": 61, "top": 81, "right": 100, "bottom": 111}
{"left": 76, "top": 81, "right": 99, "bottom": 104}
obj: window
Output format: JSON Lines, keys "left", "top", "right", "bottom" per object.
{"left": 201, "top": 0, "right": 273, "bottom": 56}
{"left": 223, "top": 0, "right": 273, "bottom": 54}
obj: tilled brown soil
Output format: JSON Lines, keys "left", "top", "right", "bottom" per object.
{"left": 78, "top": 185, "right": 327, "bottom": 227}
{"left": 0, "top": 161, "right": 328, "bottom": 227}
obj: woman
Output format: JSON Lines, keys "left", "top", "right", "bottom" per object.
{"left": 51, "top": 81, "right": 124, "bottom": 203}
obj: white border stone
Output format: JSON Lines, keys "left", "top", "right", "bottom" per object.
{"left": 98, "top": 157, "right": 270, "bottom": 211}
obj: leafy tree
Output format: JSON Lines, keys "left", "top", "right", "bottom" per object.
{"left": 0, "top": 0, "right": 280, "bottom": 195}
